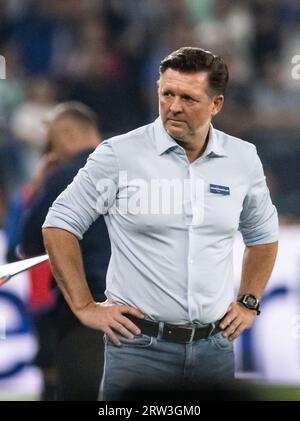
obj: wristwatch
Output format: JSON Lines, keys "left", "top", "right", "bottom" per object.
{"left": 237, "top": 294, "right": 260, "bottom": 315}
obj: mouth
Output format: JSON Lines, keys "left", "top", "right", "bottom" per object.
{"left": 167, "top": 118, "right": 185, "bottom": 124}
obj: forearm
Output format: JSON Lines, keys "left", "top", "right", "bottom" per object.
{"left": 42, "top": 227, "right": 94, "bottom": 314}
{"left": 238, "top": 241, "right": 278, "bottom": 298}
{"left": 220, "top": 241, "right": 278, "bottom": 340}
{"left": 43, "top": 226, "right": 143, "bottom": 344}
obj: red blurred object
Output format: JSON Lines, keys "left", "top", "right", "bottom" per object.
{"left": 28, "top": 260, "right": 55, "bottom": 311}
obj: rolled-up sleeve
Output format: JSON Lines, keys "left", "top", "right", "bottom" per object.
{"left": 43, "top": 141, "right": 119, "bottom": 239}
{"left": 238, "top": 148, "right": 279, "bottom": 246}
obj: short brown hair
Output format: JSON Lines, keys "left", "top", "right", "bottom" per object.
{"left": 46, "top": 101, "right": 98, "bottom": 130}
{"left": 159, "top": 47, "right": 229, "bottom": 96}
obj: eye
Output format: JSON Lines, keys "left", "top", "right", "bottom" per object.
{"left": 162, "top": 91, "right": 173, "bottom": 97}
{"left": 181, "top": 95, "right": 194, "bottom": 103}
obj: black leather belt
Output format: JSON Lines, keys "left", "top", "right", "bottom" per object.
{"left": 126, "top": 315, "right": 222, "bottom": 344}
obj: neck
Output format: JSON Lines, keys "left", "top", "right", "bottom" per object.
{"left": 177, "top": 126, "right": 210, "bottom": 163}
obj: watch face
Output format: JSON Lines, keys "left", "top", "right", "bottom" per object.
{"left": 243, "top": 295, "right": 258, "bottom": 308}
{"left": 246, "top": 295, "right": 257, "bottom": 307}
{"left": 238, "top": 295, "right": 260, "bottom": 313}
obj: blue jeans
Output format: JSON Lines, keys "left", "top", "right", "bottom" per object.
{"left": 102, "top": 331, "right": 235, "bottom": 401}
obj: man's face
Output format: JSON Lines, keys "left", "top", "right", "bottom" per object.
{"left": 158, "top": 69, "right": 223, "bottom": 145}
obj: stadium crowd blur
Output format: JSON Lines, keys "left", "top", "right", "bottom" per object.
{"left": 1, "top": 0, "right": 300, "bottom": 225}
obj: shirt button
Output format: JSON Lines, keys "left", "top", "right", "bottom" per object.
{"left": 189, "top": 259, "right": 194, "bottom": 264}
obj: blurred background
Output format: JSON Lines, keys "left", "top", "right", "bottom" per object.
{"left": 0, "top": 0, "right": 300, "bottom": 400}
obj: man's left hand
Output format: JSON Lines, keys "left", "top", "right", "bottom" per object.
{"left": 219, "top": 302, "right": 257, "bottom": 340}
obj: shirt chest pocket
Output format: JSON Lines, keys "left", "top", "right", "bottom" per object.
{"left": 204, "top": 188, "right": 243, "bottom": 233}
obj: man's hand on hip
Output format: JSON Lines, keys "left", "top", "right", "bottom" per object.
{"left": 76, "top": 301, "right": 144, "bottom": 346}
{"left": 219, "top": 302, "right": 257, "bottom": 340}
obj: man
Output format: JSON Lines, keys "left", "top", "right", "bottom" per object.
{"left": 21, "top": 102, "right": 111, "bottom": 400}
{"left": 42, "top": 48, "right": 278, "bottom": 400}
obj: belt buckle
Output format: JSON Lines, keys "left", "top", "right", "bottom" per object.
{"left": 186, "top": 326, "right": 196, "bottom": 343}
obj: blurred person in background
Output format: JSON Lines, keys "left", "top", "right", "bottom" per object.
{"left": 10, "top": 77, "right": 57, "bottom": 182}
{"left": 4, "top": 138, "right": 59, "bottom": 263}
{"left": 20, "top": 102, "right": 111, "bottom": 400}
{"left": 4, "top": 121, "right": 66, "bottom": 399}
{"left": 42, "top": 47, "right": 278, "bottom": 400}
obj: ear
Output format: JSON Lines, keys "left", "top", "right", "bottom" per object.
{"left": 211, "top": 95, "right": 224, "bottom": 117}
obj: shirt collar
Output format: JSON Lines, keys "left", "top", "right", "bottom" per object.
{"left": 154, "top": 117, "right": 182, "bottom": 155}
{"left": 154, "top": 117, "right": 228, "bottom": 158}
{"left": 204, "top": 125, "right": 228, "bottom": 158}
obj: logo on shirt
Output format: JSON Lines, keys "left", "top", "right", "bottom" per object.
{"left": 209, "top": 184, "right": 230, "bottom": 196}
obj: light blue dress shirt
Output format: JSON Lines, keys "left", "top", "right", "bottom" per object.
{"left": 43, "top": 117, "right": 278, "bottom": 325}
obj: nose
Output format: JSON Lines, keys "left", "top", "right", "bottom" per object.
{"left": 169, "top": 96, "right": 183, "bottom": 114}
